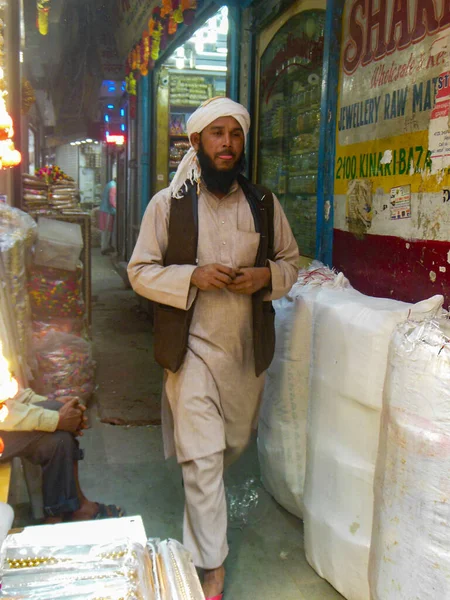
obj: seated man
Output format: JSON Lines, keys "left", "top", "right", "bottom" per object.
{"left": 0, "top": 388, "right": 124, "bottom": 522}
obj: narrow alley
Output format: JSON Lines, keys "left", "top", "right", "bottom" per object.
{"left": 1, "top": 0, "right": 450, "bottom": 598}
{"left": 79, "top": 248, "right": 343, "bottom": 600}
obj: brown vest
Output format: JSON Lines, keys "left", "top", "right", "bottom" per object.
{"left": 153, "top": 175, "right": 275, "bottom": 377}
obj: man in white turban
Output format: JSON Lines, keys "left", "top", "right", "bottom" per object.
{"left": 128, "top": 97, "right": 299, "bottom": 599}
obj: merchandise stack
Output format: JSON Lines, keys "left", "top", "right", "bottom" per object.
{"left": 22, "top": 174, "right": 50, "bottom": 214}
{"left": 170, "top": 74, "right": 214, "bottom": 106}
{"left": 29, "top": 217, "right": 95, "bottom": 403}
{"left": 48, "top": 179, "right": 80, "bottom": 213}
{"left": 0, "top": 532, "right": 205, "bottom": 600}
{"left": 21, "top": 166, "right": 82, "bottom": 218}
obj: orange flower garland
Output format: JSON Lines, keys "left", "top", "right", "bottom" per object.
{"left": 126, "top": 0, "right": 198, "bottom": 82}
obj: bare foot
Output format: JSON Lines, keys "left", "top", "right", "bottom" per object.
{"left": 203, "top": 565, "right": 225, "bottom": 598}
{"left": 43, "top": 516, "right": 64, "bottom": 524}
{"left": 70, "top": 500, "right": 99, "bottom": 521}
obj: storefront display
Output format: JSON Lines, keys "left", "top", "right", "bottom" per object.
{"left": 154, "top": 7, "right": 228, "bottom": 191}
{"left": 256, "top": 5, "right": 325, "bottom": 258}
{"left": 167, "top": 72, "right": 225, "bottom": 181}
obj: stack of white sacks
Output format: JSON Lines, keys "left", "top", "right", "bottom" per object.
{"left": 370, "top": 318, "right": 450, "bottom": 600}
{"left": 258, "top": 262, "right": 444, "bottom": 600}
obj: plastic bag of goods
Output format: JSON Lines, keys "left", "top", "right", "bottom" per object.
{"left": 369, "top": 317, "right": 450, "bottom": 600}
{"left": 34, "top": 217, "right": 83, "bottom": 272}
{"left": 258, "top": 262, "right": 350, "bottom": 519}
{"left": 303, "top": 291, "right": 443, "bottom": 600}
{"left": 0, "top": 204, "right": 38, "bottom": 380}
{"left": 33, "top": 330, "right": 95, "bottom": 402}
{"left": 32, "top": 317, "right": 87, "bottom": 342}
{"left": 28, "top": 262, "right": 85, "bottom": 319}
{"left": 1, "top": 537, "right": 155, "bottom": 599}
{"left": 150, "top": 538, "right": 205, "bottom": 600}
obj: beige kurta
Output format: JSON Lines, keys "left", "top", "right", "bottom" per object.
{"left": 128, "top": 181, "right": 299, "bottom": 464}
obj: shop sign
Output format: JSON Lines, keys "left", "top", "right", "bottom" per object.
{"left": 113, "top": 0, "right": 158, "bottom": 58}
{"left": 336, "top": 0, "right": 450, "bottom": 197}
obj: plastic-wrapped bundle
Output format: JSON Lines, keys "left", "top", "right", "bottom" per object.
{"left": 0, "top": 204, "right": 37, "bottom": 381}
{"left": 154, "top": 539, "right": 205, "bottom": 600}
{"left": 303, "top": 291, "right": 443, "bottom": 600}
{"left": 28, "top": 262, "right": 85, "bottom": 319}
{"left": 1, "top": 538, "right": 155, "bottom": 599}
{"left": 34, "top": 331, "right": 95, "bottom": 402}
{"left": 369, "top": 318, "right": 450, "bottom": 600}
{"left": 258, "top": 262, "right": 350, "bottom": 518}
{"left": 32, "top": 317, "right": 87, "bottom": 341}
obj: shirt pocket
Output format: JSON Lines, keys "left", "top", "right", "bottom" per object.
{"left": 234, "top": 230, "right": 260, "bottom": 269}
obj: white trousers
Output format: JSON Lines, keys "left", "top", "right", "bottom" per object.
{"left": 181, "top": 444, "right": 249, "bottom": 570}
{"left": 182, "top": 452, "right": 228, "bottom": 570}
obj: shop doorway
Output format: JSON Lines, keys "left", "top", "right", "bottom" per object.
{"left": 153, "top": 6, "right": 229, "bottom": 194}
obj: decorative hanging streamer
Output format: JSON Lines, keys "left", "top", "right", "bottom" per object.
{"left": 125, "top": 0, "right": 199, "bottom": 84}
{"left": 36, "top": 0, "right": 51, "bottom": 35}
{"left": 126, "top": 72, "right": 137, "bottom": 96}
{"left": 168, "top": 15, "right": 178, "bottom": 35}
{"left": 22, "top": 79, "right": 36, "bottom": 115}
{"left": 182, "top": 0, "right": 197, "bottom": 25}
{"left": 160, "top": 0, "right": 173, "bottom": 18}
{"left": 151, "top": 23, "right": 163, "bottom": 61}
{"left": 173, "top": 6, "right": 184, "bottom": 24}
{"left": 141, "top": 31, "right": 150, "bottom": 77}
{"left": 160, "top": 19, "right": 169, "bottom": 52}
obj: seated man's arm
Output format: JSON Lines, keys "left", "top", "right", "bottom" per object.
{"left": 1, "top": 398, "right": 58, "bottom": 432}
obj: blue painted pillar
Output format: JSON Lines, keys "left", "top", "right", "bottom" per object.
{"left": 227, "top": 4, "right": 241, "bottom": 101}
{"left": 316, "top": 0, "right": 344, "bottom": 266}
{"left": 140, "top": 74, "right": 150, "bottom": 220}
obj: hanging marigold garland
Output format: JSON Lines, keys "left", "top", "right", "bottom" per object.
{"left": 126, "top": 0, "right": 198, "bottom": 88}
{"left": 36, "top": 0, "right": 51, "bottom": 36}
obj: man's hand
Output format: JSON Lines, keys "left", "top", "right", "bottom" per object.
{"left": 57, "top": 399, "right": 86, "bottom": 435}
{"left": 191, "top": 264, "right": 237, "bottom": 291}
{"left": 227, "top": 267, "right": 271, "bottom": 295}
{"left": 56, "top": 396, "right": 82, "bottom": 405}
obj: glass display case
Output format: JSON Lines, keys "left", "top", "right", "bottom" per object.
{"left": 256, "top": 7, "right": 325, "bottom": 258}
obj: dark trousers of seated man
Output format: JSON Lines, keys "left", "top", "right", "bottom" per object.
{"left": 0, "top": 401, "right": 83, "bottom": 517}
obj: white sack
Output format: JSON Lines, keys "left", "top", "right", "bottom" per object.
{"left": 258, "top": 263, "right": 349, "bottom": 518}
{"left": 303, "top": 290, "right": 443, "bottom": 600}
{"left": 369, "top": 318, "right": 450, "bottom": 600}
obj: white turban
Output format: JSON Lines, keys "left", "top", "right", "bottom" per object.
{"left": 169, "top": 97, "right": 251, "bottom": 199}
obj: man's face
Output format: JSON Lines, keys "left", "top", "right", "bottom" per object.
{"left": 191, "top": 116, "right": 245, "bottom": 172}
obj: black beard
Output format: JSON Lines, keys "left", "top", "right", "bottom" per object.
{"left": 197, "top": 142, "right": 246, "bottom": 196}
